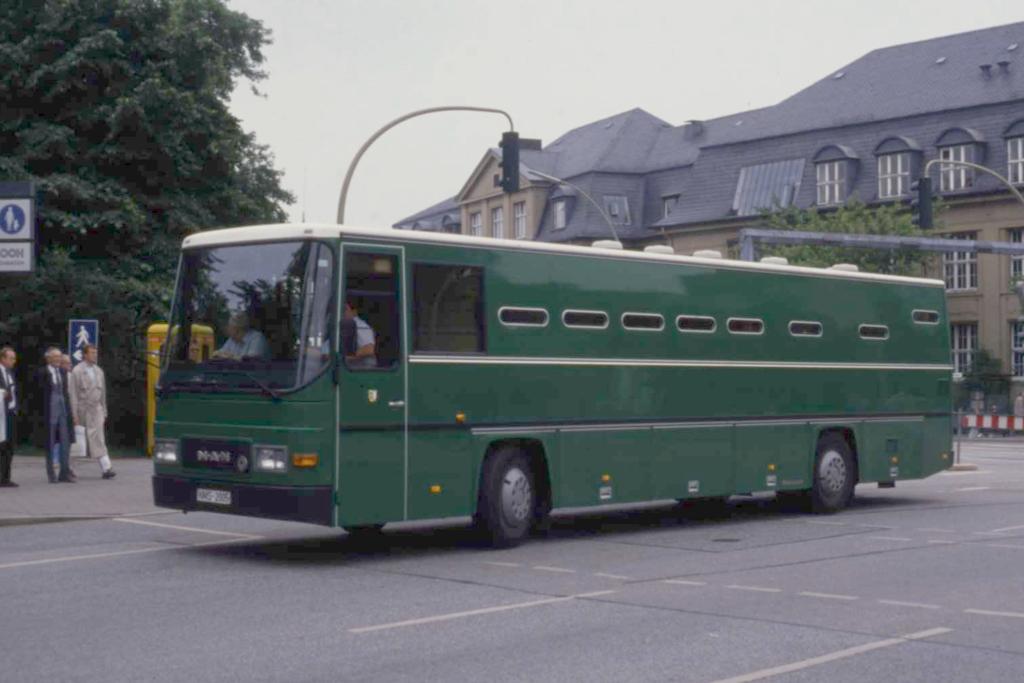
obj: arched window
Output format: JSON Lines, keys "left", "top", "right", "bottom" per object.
{"left": 812, "top": 145, "right": 859, "bottom": 206}
{"left": 935, "top": 127, "right": 985, "bottom": 192}
{"left": 874, "top": 136, "right": 922, "bottom": 199}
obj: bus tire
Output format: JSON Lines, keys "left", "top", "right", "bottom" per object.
{"left": 476, "top": 447, "right": 536, "bottom": 548}
{"left": 810, "top": 434, "right": 855, "bottom": 513}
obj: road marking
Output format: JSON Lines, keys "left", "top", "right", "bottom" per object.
{"left": 726, "top": 584, "right": 783, "bottom": 593}
{"left": 867, "top": 536, "right": 913, "bottom": 542}
{"left": 0, "top": 538, "right": 251, "bottom": 571}
{"left": 348, "top": 590, "right": 616, "bottom": 634}
{"left": 532, "top": 565, "right": 576, "bottom": 574}
{"left": 916, "top": 528, "right": 956, "bottom": 533}
{"left": 954, "top": 486, "right": 991, "bottom": 492}
{"left": 986, "top": 543, "right": 1024, "bottom": 550}
{"left": 986, "top": 524, "right": 1024, "bottom": 534}
{"left": 798, "top": 591, "right": 858, "bottom": 601}
{"left": 855, "top": 524, "right": 896, "bottom": 530}
{"left": 927, "top": 539, "right": 956, "bottom": 545}
{"left": 482, "top": 561, "right": 521, "bottom": 568}
{"left": 877, "top": 599, "right": 941, "bottom": 610}
{"left": 112, "top": 517, "right": 261, "bottom": 539}
{"left": 707, "top": 628, "right": 951, "bottom": 683}
{"left": 964, "top": 608, "right": 1024, "bottom": 619}
{"left": 663, "top": 579, "right": 707, "bottom": 586}
{"left": 806, "top": 520, "right": 847, "bottom": 526}
{"left": 594, "top": 573, "right": 632, "bottom": 580}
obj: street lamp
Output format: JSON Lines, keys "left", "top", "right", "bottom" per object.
{"left": 336, "top": 106, "right": 515, "bottom": 225}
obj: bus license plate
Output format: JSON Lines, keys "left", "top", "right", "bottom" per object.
{"left": 196, "top": 488, "right": 231, "bottom": 506}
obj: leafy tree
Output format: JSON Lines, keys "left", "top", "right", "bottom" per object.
{"left": 757, "top": 200, "right": 943, "bottom": 276}
{"left": 0, "top": 0, "right": 293, "bottom": 449}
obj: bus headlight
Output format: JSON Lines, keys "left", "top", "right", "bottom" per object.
{"left": 154, "top": 439, "right": 179, "bottom": 463}
{"left": 255, "top": 445, "right": 288, "bottom": 473}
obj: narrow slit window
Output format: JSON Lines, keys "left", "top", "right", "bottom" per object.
{"left": 622, "top": 312, "right": 664, "bottom": 331}
{"left": 727, "top": 318, "right": 764, "bottom": 335}
{"left": 912, "top": 310, "right": 940, "bottom": 325}
{"left": 676, "top": 315, "right": 716, "bottom": 333}
{"left": 499, "top": 307, "right": 548, "bottom": 327}
{"left": 859, "top": 324, "right": 890, "bottom": 340}
{"left": 789, "top": 320, "right": 823, "bottom": 337}
{"left": 562, "top": 310, "right": 609, "bottom": 329}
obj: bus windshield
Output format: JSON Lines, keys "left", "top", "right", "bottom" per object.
{"left": 161, "top": 240, "right": 335, "bottom": 395}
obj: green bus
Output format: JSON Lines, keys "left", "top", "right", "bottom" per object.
{"left": 152, "top": 224, "right": 953, "bottom": 546}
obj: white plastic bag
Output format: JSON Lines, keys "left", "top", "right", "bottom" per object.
{"left": 70, "top": 425, "right": 87, "bottom": 458}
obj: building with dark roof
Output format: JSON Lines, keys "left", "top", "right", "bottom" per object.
{"left": 395, "top": 22, "right": 1024, "bottom": 386}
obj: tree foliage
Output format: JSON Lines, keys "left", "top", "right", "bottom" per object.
{"left": 757, "top": 200, "right": 943, "bottom": 276}
{"left": 0, "top": 0, "right": 293, "bottom": 448}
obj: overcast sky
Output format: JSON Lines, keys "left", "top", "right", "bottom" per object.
{"left": 227, "top": 0, "right": 1022, "bottom": 228}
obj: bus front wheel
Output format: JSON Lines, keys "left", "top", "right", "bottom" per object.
{"left": 810, "top": 434, "right": 855, "bottom": 513}
{"left": 476, "top": 447, "right": 536, "bottom": 548}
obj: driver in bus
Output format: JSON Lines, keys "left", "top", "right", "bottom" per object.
{"left": 343, "top": 301, "right": 377, "bottom": 368}
{"left": 211, "top": 311, "right": 270, "bottom": 361}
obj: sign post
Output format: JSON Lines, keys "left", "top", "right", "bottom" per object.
{"left": 0, "top": 181, "right": 36, "bottom": 275}
{"left": 68, "top": 319, "right": 99, "bottom": 367}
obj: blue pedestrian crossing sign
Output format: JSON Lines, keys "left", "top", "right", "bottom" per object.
{"left": 68, "top": 319, "right": 99, "bottom": 367}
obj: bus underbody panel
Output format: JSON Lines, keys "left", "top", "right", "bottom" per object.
{"left": 152, "top": 475, "right": 334, "bottom": 527}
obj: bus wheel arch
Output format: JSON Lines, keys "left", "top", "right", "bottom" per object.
{"left": 474, "top": 439, "right": 551, "bottom": 547}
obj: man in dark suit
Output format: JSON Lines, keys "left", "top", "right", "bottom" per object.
{"left": 0, "top": 346, "right": 18, "bottom": 487}
{"left": 36, "top": 347, "right": 75, "bottom": 483}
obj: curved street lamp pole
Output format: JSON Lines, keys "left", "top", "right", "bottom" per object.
{"left": 526, "top": 169, "right": 621, "bottom": 243}
{"left": 336, "top": 106, "right": 515, "bottom": 225}
{"left": 923, "top": 158, "right": 1024, "bottom": 208}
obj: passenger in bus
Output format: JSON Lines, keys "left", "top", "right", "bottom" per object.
{"left": 211, "top": 311, "right": 270, "bottom": 361}
{"left": 343, "top": 301, "right": 377, "bottom": 368}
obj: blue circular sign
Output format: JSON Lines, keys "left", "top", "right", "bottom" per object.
{"left": 0, "top": 203, "right": 26, "bottom": 235}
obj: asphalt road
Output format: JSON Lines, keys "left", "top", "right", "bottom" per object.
{"left": 2, "top": 441, "right": 1024, "bottom": 683}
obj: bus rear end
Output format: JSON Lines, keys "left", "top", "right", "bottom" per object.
{"left": 152, "top": 227, "right": 339, "bottom": 526}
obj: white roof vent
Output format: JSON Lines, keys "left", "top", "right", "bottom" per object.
{"left": 830, "top": 263, "right": 859, "bottom": 272}
{"left": 693, "top": 249, "right": 723, "bottom": 259}
{"left": 591, "top": 239, "right": 623, "bottom": 250}
{"left": 759, "top": 256, "right": 789, "bottom": 265}
{"left": 643, "top": 245, "right": 675, "bottom": 255}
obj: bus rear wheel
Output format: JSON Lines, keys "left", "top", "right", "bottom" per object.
{"left": 476, "top": 447, "right": 536, "bottom": 548}
{"left": 810, "top": 434, "right": 855, "bottom": 513}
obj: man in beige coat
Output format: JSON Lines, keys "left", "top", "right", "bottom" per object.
{"left": 69, "top": 344, "right": 116, "bottom": 479}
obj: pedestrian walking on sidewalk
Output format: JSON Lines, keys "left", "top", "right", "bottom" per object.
{"left": 35, "top": 347, "right": 75, "bottom": 483}
{"left": 69, "top": 344, "right": 115, "bottom": 479}
{"left": 0, "top": 346, "right": 18, "bottom": 487}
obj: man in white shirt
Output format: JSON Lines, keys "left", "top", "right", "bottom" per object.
{"left": 70, "top": 344, "right": 116, "bottom": 480}
{"left": 212, "top": 311, "right": 270, "bottom": 361}
{"left": 343, "top": 302, "right": 377, "bottom": 369}
{"left": 0, "top": 346, "right": 18, "bottom": 487}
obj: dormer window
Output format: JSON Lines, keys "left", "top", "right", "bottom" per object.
{"left": 874, "top": 136, "right": 922, "bottom": 200}
{"left": 1005, "top": 120, "right": 1024, "bottom": 185}
{"left": 662, "top": 194, "right": 679, "bottom": 219}
{"left": 553, "top": 200, "right": 567, "bottom": 230}
{"left": 813, "top": 145, "right": 859, "bottom": 206}
{"left": 603, "top": 195, "right": 631, "bottom": 225}
{"left": 936, "top": 127, "right": 985, "bottom": 192}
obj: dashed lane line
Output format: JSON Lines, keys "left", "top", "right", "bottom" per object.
{"left": 111, "top": 517, "right": 262, "bottom": 539}
{"left": 0, "top": 537, "right": 254, "bottom": 571}
{"left": 877, "top": 599, "right": 941, "bottom": 610}
{"left": 663, "top": 579, "right": 707, "bottom": 586}
{"left": 963, "top": 608, "right": 1024, "bottom": 619}
{"left": 594, "top": 573, "right": 632, "bottom": 581}
{"left": 707, "top": 628, "right": 952, "bottom": 683}
{"left": 986, "top": 524, "right": 1024, "bottom": 534}
{"left": 532, "top": 565, "right": 576, "bottom": 574}
{"left": 726, "top": 584, "right": 783, "bottom": 594}
{"left": 347, "top": 590, "right": 617, "bottom": 634}
{"left": 798, "top": 591, "right": 858, "bottom": 601}
{"left": 866, "top": 536, "right": 913, "bottom": 542}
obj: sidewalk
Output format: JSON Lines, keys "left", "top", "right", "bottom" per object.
{"left": 0, "top": 454, "right": 161, "bottom": 524}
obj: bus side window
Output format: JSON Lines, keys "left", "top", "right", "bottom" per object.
{"left": 412, "top": 264, "right": 485, "bottom": 353}
{"left": 344, "top": 252, "right": 401, "bottom": 370}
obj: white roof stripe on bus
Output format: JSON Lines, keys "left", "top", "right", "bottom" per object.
{"left": 181, "top": 223, "right": 945, "bottom": 288}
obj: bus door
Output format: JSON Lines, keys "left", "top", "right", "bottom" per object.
{"left": 336, "top": 245, "right": 408, "bottom": 526}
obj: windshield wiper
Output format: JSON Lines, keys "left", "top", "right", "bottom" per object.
{"left": 236, "top": 371, "right": 282, "bottom": 402}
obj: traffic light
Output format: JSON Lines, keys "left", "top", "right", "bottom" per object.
{"left": 499, "top": 131, "right": 520, "bottom": 193}
{"left": 910, "top": 176, "right": 933, "bottom": 230}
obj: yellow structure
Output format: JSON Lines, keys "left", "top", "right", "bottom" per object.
{"left": 146, "top": 323, "right": 214, "bottom": 455}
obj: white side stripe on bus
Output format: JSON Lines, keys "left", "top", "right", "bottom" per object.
{"left": 470, "top": 415, "right": 930, "bottom": 436}
{"left": 409, "top": 354, "right": 951, "bottom": 372}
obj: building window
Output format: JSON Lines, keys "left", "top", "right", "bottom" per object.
{"left": 943, "top": 233, "right": 977, "bottom": 291}
{"left": 816, "top": 161, "right": 845, "bottom": 205}
{"left": 662, "top": 195, "right": 679, "bottom": 219}
{"left": 877, "top": 153, "right": 910, "bottom": 198}
{"left": 1013, "top": 321, "right": 1024, "bottom": 379}
{"left": 553, "top": 201, "right": 567, "bottom": 230}
{"left": 490, "top": 206, "right": 503, "bottom": 239}
{"left": 513, "top": 201, "right": 526, "bottom": 239}
{"left": 603, "top": 195, "right": 631, "bottom": 225}
{"left": 951, "top": 322, "right": 977, "bottom": 375}
{"left": 1009, "top": 137, "right": 1024, "bottom": 185}
{"left": 469, "top": 212, "right": 482, "bottom": 237}
{"left": 1011, "top": 229, "right": 1023, "bottom": 281}
{"left": 939, "top": 145, "right": 974, "bottom": 191}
